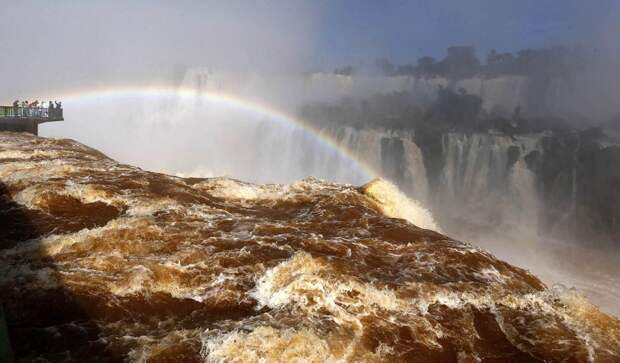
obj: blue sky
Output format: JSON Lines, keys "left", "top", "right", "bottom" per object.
{"left": 315, "top": 0, "right": 619, "bottom": 67}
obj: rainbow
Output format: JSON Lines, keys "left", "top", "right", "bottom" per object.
{"left": 48, "top": 85, "right": 379, "bottom": 181}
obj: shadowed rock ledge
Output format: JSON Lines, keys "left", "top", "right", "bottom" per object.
{"left": 1, "top": 132, "right": 619, "bottom": 362}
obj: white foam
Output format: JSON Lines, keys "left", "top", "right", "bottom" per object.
{"left": 201, "top": 326, "right": 337, "bottom": 363}
{"left": 197, "top": 178, "right": 285, "bottom": 201}
{"left": 250, "top": 252, "right": 404, "bottom": 327}
{"left": 0, "top": 149, "right": 59, "bottom": 159}
{"left": 362, "top": 178, "right": 440, "bottom": 231}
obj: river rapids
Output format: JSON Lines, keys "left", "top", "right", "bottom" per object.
{"left": 1, "top": 132, "right": 619, "bottom": 362}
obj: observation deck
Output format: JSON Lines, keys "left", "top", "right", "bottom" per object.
{"left": 0, "top": 103, "right": 63, "bottom": 135}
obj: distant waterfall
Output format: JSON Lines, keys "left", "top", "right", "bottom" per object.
{"left": 251, "top": 124, "right": 370, "bottom": 184}
{"left": 318, "top": 127, "right": 430, "bottom": 204}
{"left": 252, "top": 125, "right": 433, "bottom": 207}
{"left": 435, "top": 133, "right": 541, "bottom": 228}
{"left": 507, "top": 159, "right": 540, "bottom": 227}
{"left": 309, "top": 127, "right": 544, "bottom": 232}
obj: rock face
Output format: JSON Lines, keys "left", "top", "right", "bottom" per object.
{"left": 1, "top": 132, "right": 619, "bottom": 362}
{"left": 536, "top": 130, "right": 620, "bottom": 244}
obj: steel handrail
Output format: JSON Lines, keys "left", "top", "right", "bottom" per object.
{"left": 0, "top": 106, "right": 63, "bottom": 119}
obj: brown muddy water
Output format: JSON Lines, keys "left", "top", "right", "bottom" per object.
{"left": 1, "top": 132, "right": 619, "bottom": 362}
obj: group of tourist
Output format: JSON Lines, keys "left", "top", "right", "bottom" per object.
{"left": 11, "top": 100, "right": 62, "bottom": 118}
{"left": 13, "top": 100, "right": 62, "bottom": 109}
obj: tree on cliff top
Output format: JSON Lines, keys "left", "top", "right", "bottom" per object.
{"left": 424, "top": 87, "right": 482, "bottom": 129}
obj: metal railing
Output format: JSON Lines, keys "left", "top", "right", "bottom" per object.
{"left": 0, "top": 106, "right": 63, "bottom": 120}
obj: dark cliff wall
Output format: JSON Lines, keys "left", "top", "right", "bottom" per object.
{"left": 0, "top": 119, "right": 38, "bottom": 135}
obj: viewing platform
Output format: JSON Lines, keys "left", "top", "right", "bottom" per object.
{"left": 0, "top": 102, "right": 63, "bottom": 135}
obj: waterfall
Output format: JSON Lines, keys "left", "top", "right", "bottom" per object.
{"left": 309, "top": 127, "right": 544, "bottom": 232}
{"left": 401, "top": 138, "right": 430, "bottom": 204}
{"left": 318, "top": 127, "right": 430, "bottom": 204}
{"left": 507, "top": 159, "right": 540, "bottom": 228}
{"left": 435, "top": 133, "right": 542, "bottom": 229}
{"left": 249, "top": 124, "right": 370, "bottom": 184}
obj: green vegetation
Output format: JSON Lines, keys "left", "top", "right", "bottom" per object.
{"left": 335, "top": 45, "right": 587, "bottom": 81}
{"left": 301, "top": 86, "right": 575, "bottom": 135}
